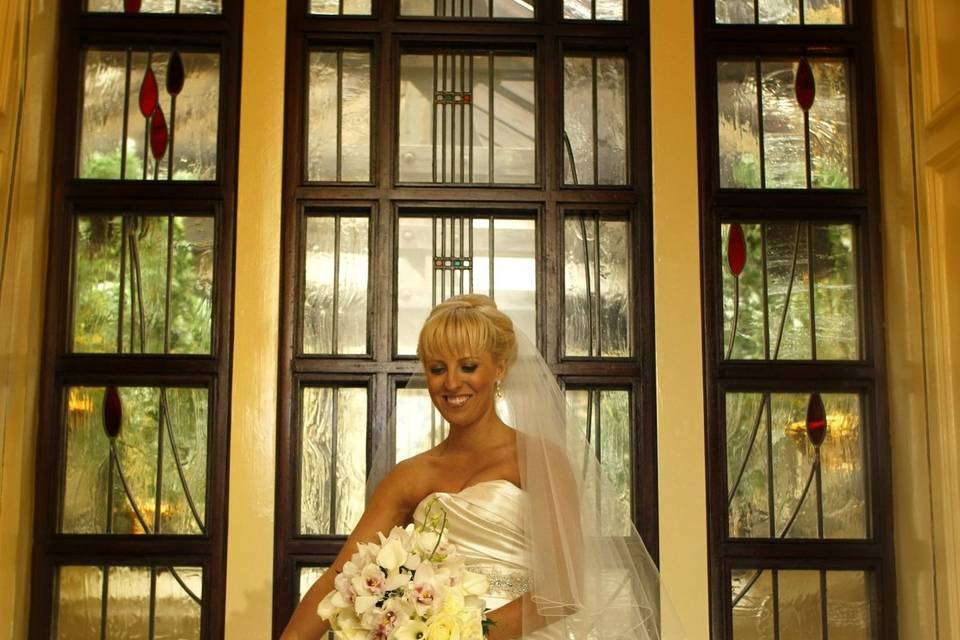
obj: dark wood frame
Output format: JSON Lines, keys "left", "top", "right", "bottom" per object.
{"left": 694, "top": 0, "right": 897, "bottom": 638}
{"left": 29, "top": 2, "right": 243, "bottom": 638}
{"left": 272, "top": 0, "right": 657, "bottom": 634}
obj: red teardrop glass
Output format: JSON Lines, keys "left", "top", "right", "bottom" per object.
{"left": 124, "top": 0, "right": 142, "bottom": 13}
{"left": 139, "top": 68, "right": 159, "bottom": 118}
{"left": 795, "top": 58, "right": 816, "bottom": 111}
{"left": 103, "top": 386, "right": 123, "bottom": 439}
{"left": 806, "top": 392, "right": 827, "bottom": 447}
{"left": 166, "top": 51, "right": 185, "bottom": 96}
{"left": 150, "top": 105, "right": 169, "bottom": 160}
{"left": 727, "top": 223, "right": 747, "bottom": 277}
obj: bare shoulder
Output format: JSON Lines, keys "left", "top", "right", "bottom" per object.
{"left": 368, "top": 455, "right": 437, "bottom": 512}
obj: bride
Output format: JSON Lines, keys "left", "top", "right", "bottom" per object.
{"left": 281, "top": 295, "right": 665, "bottom": 639}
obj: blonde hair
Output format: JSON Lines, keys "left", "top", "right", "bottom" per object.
{"left": 416, "top": 295, "right": 518, "bottom": 370}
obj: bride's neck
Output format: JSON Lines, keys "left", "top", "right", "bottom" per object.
{"left": 440, "top": 415, "right": 514, "bottom": 455}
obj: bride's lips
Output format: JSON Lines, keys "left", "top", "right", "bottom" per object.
{"left": 444, "top": 394, "right": 472, "bottom": 408}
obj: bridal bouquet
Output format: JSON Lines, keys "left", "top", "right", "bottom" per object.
{"left": 317, "top": 498, "right": 492, "bottom": 640}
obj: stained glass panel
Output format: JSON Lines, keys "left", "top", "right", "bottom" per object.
{"left": 398, "top": 53, "right": 536, "bottom": 184}
{"left": 715, "top": 0, "right": 845, "bottom": 24}
{"left": 299, "top": 386, "right": 367, "bottom": 535}
{"left": 307, "top": 50, "right": 371, "bottom": 182}
{"left": 721, "top": 222, "right": 859, "bottom": 361}
{"left": 79, "top": 49, "right": 220, "bottom": 181}
{"left": 400, "top": 0, "right": 534, "bottom": 18}
{"left": 310, "top": 0, "right": 372, "bottom": 14}
{"left": 563, "top": 0, "right": 624, "bottom": 20}
{"left": 303, "top": 215, "right": 369, "bottom": 354}
{"left": 86, "top": 0, "right": 221, "bottom": 13}
{"left": 725, "top": 392, "right": 868, "bottom": 540}
{"left": 61, "top": 386, "right": 208, "bottom": 535}
{"left": 396, "top": 215, "right": 536, "bottom": 355}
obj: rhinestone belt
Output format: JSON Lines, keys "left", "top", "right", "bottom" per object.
{"left": 470, "top": 566, "right": 531, "bottom": 599}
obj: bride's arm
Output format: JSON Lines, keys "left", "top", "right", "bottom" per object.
{"left": 279, "top": 462, "right": 419, "bottom": 640}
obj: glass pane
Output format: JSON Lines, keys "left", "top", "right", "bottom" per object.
{"left": 563, "top": 56, "right": 594, "bottom": 184}
{"left": 61, "top": 386, "right": 208, "bottom": 534}
{"left": 569, "top": 389, "right": 632, "bottom": 533}
{"left": 155, "top": 567, "right": 203, "bottom": 639}
{"left": 299, "top": 566, "right": 330, "bottom": 602}
{"left": 307, "top": 51, "right": 371, "bottom": 182}
{"left": 399, "top": 53, "right": 535, "bottom": 184}
{"left": 778, "top": 570, "right": 823, "bottom": 640}
{"left": 731, "top": 569, "right": 774, "bottom": 639}
{"left": 55, "top": 566, "right": 202, "bottom": 640}
{"left": 596, "top": 57, "right": 628, "bottom": 184}
{"left": 303, "top": 215, "right": 370, "bottom": 354}
{"left": 716, "top": 0, "right": 755, "bottom": 23}
{"left": 809, "top": 60, "right": 852, "bottom": 188}
{"left": 715, "top": 0, "right": 845, "bottom": 23}
{"left": 826, "top": 571, "right": 872, "bottom": 639}
{"left": 760, "top": 0, "right": 799, "bottom": 23}
{"left": 400, "top": 0, "right": 534, "bottom": 18}
{"left": 564, "top": 215, "right": 631, "bottom": 357}
{"left": 86, "top": 0, "right": 221, "bottom": 13}
{"left": 761, "top": 60, "right": 805, "bottom": 188}
{"left": 396, "top": 215, "right": 536, "bottom": 355}
{"left": 55, "top": 566, "right": 102, "bottom": 640}
{"left": 72, "top": 215, "right": 214, "bottom": 355}
{"left": 396, "top": 387, "right": 447, "bottom": 462}
{"left": 722, "top": 223, "right": 860, "bottom": 361}
{"left": 717, "top": 61, "right": 761, "bottom": 188}
{"left": 310, "top": 0, "right": 372, "bottom": 14}
{"left": 563, "top": 0, "right": 624, "bottom": 19}
{"left": 726, "top": 392, "right": 868, "bottom": 540}
{"left": 105, "top": 566, "right": 150, "bottom": 640}
{"left": 805, "top": 0, "right": 845, "bottom": 23}
{"left": 300, "top": 387, "right": 367, "bottom": 535}
{"left": 79, "top": 49, "right": 220, "bottom": 181}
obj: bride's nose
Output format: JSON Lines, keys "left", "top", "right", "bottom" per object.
{"left": 443, "top": 369, "right": 461, "bottom": 390}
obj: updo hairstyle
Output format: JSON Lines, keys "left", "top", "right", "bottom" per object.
{"left": 416, "top": 295, "right": 518, "bottom": 373}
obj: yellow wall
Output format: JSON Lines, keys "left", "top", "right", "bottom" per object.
{"left": 0, "top": 0, "right": 58, "bottom": 638}
{"left": 875, "top": 0, "right": 960, "bottom": 637}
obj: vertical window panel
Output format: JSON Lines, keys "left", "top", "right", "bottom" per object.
{"left": 55, "top": 566, "right": 202, "bottom": 640}
{"left": 731, "top": 568, "right": 774, "bottom": 639}
{"left": 310, "top": 0, "right": 372, "bottom": 14}
{"left": 399, "top": 0, "right": 534, "bottom": 18}
{"left": 299, "top": 386, "right": 367, "bottom": 535}
{"left": 715, "top": 0, "right": 845, "bottom": 24}
{"left": 725, "top": 392, "right": 868, "bottom": 540}
{"left": 563, "top": 54, "right": 628, "bottom": 185}
{"left": 398, "top": 52, "right": 536, "bottom": 185}
{"left": 716, "top": 59, "right": 853, "bottom": 190}
{"left": 563, "top": 0, "right": 625, "bottom": 20}
{"left": 61, "top": 386, "right": 209, "bottom": 535}
{"left": 722, "top": 223, "right": 860, "bottom": 361}
{"left": 396, "top": 215, "right": 536, "bottom": 355}
{"left": 71, "top": 214, "right": 215, "bottom": 355}
{"left": 78, "top": 49, "right": 220, "bottom": 181}
{"left": 302, "top": 214, "right": 370, "bottom": 355}
{"left": 307, "top": 50, "right": 372, "bottom": 183}
{"left": 86, "top": 0, "right": 222, "bottom": 13}
{"left": 564, "top": 214, "right": 632, "bottom": 357}
{"left": 565, "top": 388, "right": 632, "bottom": 533}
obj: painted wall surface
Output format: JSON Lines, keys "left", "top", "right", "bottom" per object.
{"left": 0, "top": 0, "right": 58, "bottom": 638}
{"left": 875, "top": 0, "right": 960, "bottom": 637}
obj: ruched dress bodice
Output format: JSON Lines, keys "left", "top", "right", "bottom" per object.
{"left": 412, "top": 479, "right": 531, "bottom": 611}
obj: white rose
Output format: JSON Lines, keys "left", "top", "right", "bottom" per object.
{"left": 425, "top": 612, "right": 463, "bottom": 640}
{"left": 441, "top": 589, "right": 465, "bottom": 615}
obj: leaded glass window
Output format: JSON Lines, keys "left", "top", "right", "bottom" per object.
{"left": 86, "top": 0, "right": 221, "bottom": 13}
{"left": 400, "top": 0, "right": 535, "bottom": 18}
{"left": 310, "top": 0, "right": 372, "bottom": 15}
{"left": 563, "top": 0, "right": 624, "bottom": 21}
{"left": 715, "top": 0, "right": 846, "bottom": 24}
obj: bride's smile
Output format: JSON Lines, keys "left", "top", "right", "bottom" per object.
{"left": 423, "top": 351, "right": 505, "bottom": 429}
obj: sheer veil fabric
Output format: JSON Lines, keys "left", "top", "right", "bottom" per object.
{"left": 372, "top": 330, "right": 679, "bottom": 640}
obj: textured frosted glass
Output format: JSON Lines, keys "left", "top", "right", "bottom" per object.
{"left": 169, "top": 216, "right": 215, "bottom": 354}
{"left": 722, "top": 223, "right": 859, "bottom": 361}
{"left": 79, "top": 50, "right": 219, "bottom": 181}
{"left": 826, "top": 571, "right": 872, "bottom": 639}
{"left": 563, "top": 0, "right": 623, "bottom": 19}
{"left": 299, "top": 567, "right": 330, "bottom": 603}
{"left": 563, "top": 56, "right": 594, "bottom": 184}
{"left": 717, "top": 61, "right": 761, "bottom": 188}
{"left": 61, "top": 386, "right": 208, "bottom": 534}
{"left": 105, "top": 566, "right": 151, "bottom": 640}
{"left": 596, "top": 57, "right": 627, "bottom": 184}
{"left": 760, "top": 0, "right": 799, "bottom": 23}
{"left": 307, "top": 51, "right": 371, "bottom": 182}
{"left": 55, "top": 566, "right": 102, "bottom": 640}
{"left": 154, "top": 567, "right": 202, "bottom": 639}
{"left": 310, "top": 0, "right": 371, "bottom": 14}
{"left": 87, "top": 0, "right": 220, "bottom": 12}
{"left": 809, "top": 61, "right": 852, "bottom": 188}
{"left": 303, "top": 216, "right": 369, "bottom": 354}
{"left": 300, "top": 387, "right": 367, "bottom": 535}
{"left": 732, "top": 569, "right": 774, "bottom": 639}
{"left": 400, "top": 0, "right": 534, "bottom": 18}
{"left": 716, "top": 0, "right": 844, "bottom": 24}
{"left": 72, "top": 216, "right": 123, "bottom": 353}
{"left": 805, "top": 0, "right": 845, "bottom": 23}
{"left": 726, "top": 392, "right": 867, "bottom": 540}
{"left": 399, "top": 54, "right": 535, "bottom": 184}
{"left": 778, "top": 571, "right": 822, "bottom": 639}
{"left": 762, "top": 60, "right": 806, "bottom": 188}
{"left": 396, "top": 216, "right": 536, "bottom": 355}
{"left": 564, "top": 216, "right": 631, "bottom": 357}
{"left": 396, "top": 387, "right": 447, "bottom": 462}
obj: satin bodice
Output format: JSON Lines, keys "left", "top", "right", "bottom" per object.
{"left": 412, "top": 479, "right": 530, "bottom": 608}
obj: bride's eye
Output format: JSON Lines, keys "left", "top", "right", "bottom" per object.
{"left": 429, "top": 365, "right": 445, "bottom": 375}
{"left": 460, "top": 363, "right": 477, "bottom": 373}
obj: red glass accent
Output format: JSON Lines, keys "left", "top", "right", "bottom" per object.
{"left": 103, "top": 386, "right": 123, "bottom": 439}
{"left": 150, "top": 105, "right": 169, "bottom": 160}
{"left": 139, "top": 68, "right": 159, "bottom": 118}
{"left": 806, "top": 392, "right": 827, "bottom": 447}
{"left": 795, "top": 58, "right": 816, "bottom": 111}
{"left": 727, "top": 223, "right": 747, "bottom": 277}
{"left": 124, "top": 0, "right": 142, "bottom": 13}
{"left": 166, "top": 51, "right": 185, "bottom": 96}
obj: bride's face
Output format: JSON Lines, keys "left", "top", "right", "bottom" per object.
{"left": 423, "top": 349, "right": 505, "bottom": 429}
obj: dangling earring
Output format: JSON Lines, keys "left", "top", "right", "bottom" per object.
{"left": 495, "top": 379, "right": 503, "bottom": 398}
